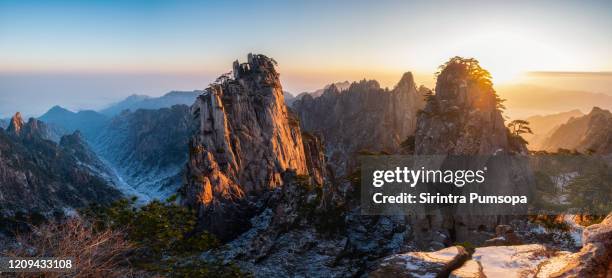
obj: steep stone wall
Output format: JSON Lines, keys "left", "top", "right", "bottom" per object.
{"left": 182, "top": 54, "right": 325, "bottom": 240}
{"left": 293, "top": 72, "right": 426, "bottom": 175}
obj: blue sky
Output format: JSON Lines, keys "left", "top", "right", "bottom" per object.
{"left": 1, "top": 0, "right": 611, "bottom": 117}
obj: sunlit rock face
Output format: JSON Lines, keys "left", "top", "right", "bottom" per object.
{"left": 182, "top": 54, "right": 325, "bottom": 240}
{"left": 293, "top": 72, "right": 426, "bottom": 176}
{"left": 542, "top": 107, "right": 612, "bottom": 154}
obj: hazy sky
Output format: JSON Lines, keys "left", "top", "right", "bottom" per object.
{"left": 1, "top": 0, "right": 611, "bottom": 117}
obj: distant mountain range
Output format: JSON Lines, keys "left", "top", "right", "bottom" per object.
{"left": 498, "top": 84, "right": 612, "bottom": 119}
{"left": 540, "top": 107, "right": 612, "bottom": 154}
{"left": 99, "top": 90, "right": 203, "bottom": 116}
{"left": 285, "top": 81, "right": 351, "bottom": 107}
{"left": 39, "top": 106, "right": 109, "bottom": 140}
{"left": 32, "top": 90, "right": 204, "bottom": 200}
{"left": 523, "top": 109, "right": 584, "bottom": 150}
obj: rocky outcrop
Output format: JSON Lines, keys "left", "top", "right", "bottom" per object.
{"left": 415, "top": 59, "right": 523, "bottom": 155}
{"left": 0, "top": 113, "right": 121, "bottom": 216}
{"left": 541, "top": 107, "right": 612, "bottom": 154}
{"left": 6, "top": 112, "right": 59, "bottom": 142}
{"left": 482, "top": 224, "right": 523, "bottom": 246}
{"left": 212, "top": 171, "right": 412, "bottom": 277}
{"left": 411, "top": 58, "right": 530, "bottom": 247}
{"left": 182, "top": 54, "right": 325, "bottom": 241}
{"left": 536, "top": 213, "right": 612, "bottom": 277}
{"left": 94, "top": 105, "right": 195, "bottom": 199}
{"left": 6, "top": 112, "right": 24, "bottom": 135}
{"left": 370, "top": 246, "right": 470, "bottom": 277}
{"left": 404, "top": 213, "right": 612, "bottom": 278}
{"left": 293, "top": 73, "right": 426, "bottom": 175}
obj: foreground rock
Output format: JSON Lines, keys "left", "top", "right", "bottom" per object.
{"left": 454, "top": 244, "right": 556, "bottom": 278}
{"left": 536, "top": 213, "right": 612, "bottom": 277}
{"left": 370, "top": 246, "right": 469, "bottom": 277}
{"left": 452, "top": 213, "right": 612, "bottom": 278}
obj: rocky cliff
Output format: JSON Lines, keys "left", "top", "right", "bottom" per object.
{"left": 415, "top": 58, "right": 524, "bottom": 155}
{"left": 541, "top": 107, "right": 612, "bottom": 154}
{"left": 412, "top": 57, "right": 530, "bottom": 246}
{"left": 0, "top": 113, "right": 121, "bottom": 216}
{"left": 182, "top": 54, "right": 325, "bottom": 240}
{"left": 94, "top": 105, "right": 195, "bottom": 199}
{"left": 293, "top": 73, "right": 426, "bottom": 175}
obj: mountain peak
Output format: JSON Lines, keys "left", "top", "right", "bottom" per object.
{"left": 7, "top": 112, "right": 24, "bottom": 135}
{"left": 232, "top": 53, "right": 278, "bottom": 80}
{"left": 43, "top": 105, "right": 74, "bottom": 117}
{"left": 589, "top": 106, "right": 610, "bottom": 115}
{"left": 395, "top": 72, "right": 416, "bottom": 90}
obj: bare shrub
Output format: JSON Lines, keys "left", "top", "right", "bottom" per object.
{"left": 3, "top": 217, "right": 148, "bottom": 278}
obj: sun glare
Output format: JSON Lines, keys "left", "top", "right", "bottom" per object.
{"left": 445, "top": 26, "right": 570, "bottom": 85}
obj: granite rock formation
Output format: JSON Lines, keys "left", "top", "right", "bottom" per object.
{"left": 293, "top": 73, "right": 426, "bottom": 175}
{"left": 182, "top": 54, "right": 325, "bottom": 240}
{"left": 415, "top": 58, "right": 524, "bottom": 155}
{"left": 541, "top": 107, "right": 612, "bottom": 154}
{"left": 0, "top": 113, "right": 121, "bottom": 216}
{"left": 412, "top": 57, "right": 530, "bottom": 246}
{"left": 371, "top": 212, "right": 612, "bottom": 277}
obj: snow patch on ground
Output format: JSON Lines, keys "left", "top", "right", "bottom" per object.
{"left": 563, "top": 214, "right": 584, "bottom": 247}
{"left": 471, "top": 244, "right": 549, "bottom": 278}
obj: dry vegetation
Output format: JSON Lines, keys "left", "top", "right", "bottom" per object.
{"left": 3, "top": 217, "right": 147, "bottom": 278}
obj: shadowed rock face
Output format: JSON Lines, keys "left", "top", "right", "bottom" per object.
{"left": 415, "top": 65, "right": 522, "bottom": 155}
{"left": 182, "top": 54, "right": 325, "bottom": 241}
{"left": 94, "top": 105, "right": 195, "bottom": 198}
{"left": 411, "top": 59, "right": 529, "bottom": 246}
{"left": 542, "top": 107, "right": 612, "bottom": 154}
{"left": 0, "top": 113, "right": 121, "bottom": 216}
{"left": 292, "top": 72, "right": 426, "bottom": 175}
